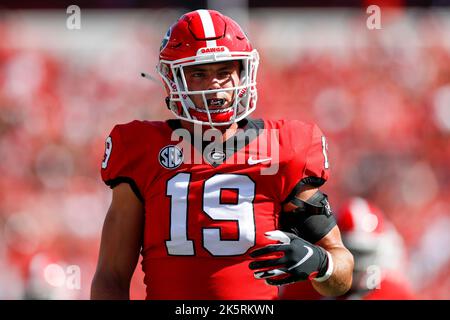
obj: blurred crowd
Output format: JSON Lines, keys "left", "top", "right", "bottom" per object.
{"left": 0, "top": 9, "right": 448, "bottom": 299}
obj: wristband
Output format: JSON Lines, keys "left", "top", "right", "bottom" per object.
{"left": 313, "top": 251, "right": 334, "bottom": 282}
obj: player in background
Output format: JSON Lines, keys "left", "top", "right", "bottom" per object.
{"left": 91, "top": 9, "right": 353, "bottom": 299}
{"left": 280, "top": 197, "right": 416, "bottom": 300}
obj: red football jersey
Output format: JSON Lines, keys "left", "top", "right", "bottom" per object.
{"left": 101, "top": 118, "right": 329, "bottom": 299}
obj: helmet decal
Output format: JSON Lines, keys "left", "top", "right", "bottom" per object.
{"left": 159, "top": 26, "right": 172, "bottom": 52}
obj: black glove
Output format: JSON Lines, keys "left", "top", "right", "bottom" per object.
{"left": 249, "top": 230, "right": 330, "bottom": 286}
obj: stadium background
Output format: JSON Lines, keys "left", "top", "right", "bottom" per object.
{"left": 0, "top": 0, "right": 448, "bottom": 299}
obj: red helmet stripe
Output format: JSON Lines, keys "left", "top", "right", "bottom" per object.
{"left": 196, "top": 10, "right": 217, "bottom": 47}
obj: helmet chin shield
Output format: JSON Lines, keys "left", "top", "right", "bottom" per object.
{"left": 157, "top": 49, "right": 259, "bottom": 127}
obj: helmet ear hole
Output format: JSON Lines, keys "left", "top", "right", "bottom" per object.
{"left": 161, "top": 64, "right": 170, "bottom": 76}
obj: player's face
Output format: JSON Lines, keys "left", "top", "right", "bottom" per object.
{"left": 183, "top": 61, "right": 240, "bottom": 111}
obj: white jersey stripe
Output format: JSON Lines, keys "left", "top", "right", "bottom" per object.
{"left": 197, "top": 9, "right": 217, "bottom": 47}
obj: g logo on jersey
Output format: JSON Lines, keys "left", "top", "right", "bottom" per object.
{"left": 159, "top": 145, "right": 183, "bottom": 169}
{"left": 206, "top": 149, "right": 226, "bottom": 164}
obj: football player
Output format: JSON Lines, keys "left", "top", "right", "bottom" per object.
{"left": 91, "top": 9, "right": 353, "bottom": 299}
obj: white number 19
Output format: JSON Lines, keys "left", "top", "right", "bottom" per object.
{"left": 165, "top": 173, "right": 256, "bottom": 256}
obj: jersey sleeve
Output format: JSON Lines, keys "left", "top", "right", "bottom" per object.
{"left": 280, "top": 122, "right": 330, "bottom": 203}
{"left": 100, "top": 124, "right": 144, "bottom": 201}
{"left": 301, "top": 123, "right": 330, "bottom": 186}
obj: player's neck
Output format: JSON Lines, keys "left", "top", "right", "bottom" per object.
{"left": 180, "top": 121, "right": 238, "bottom": 142}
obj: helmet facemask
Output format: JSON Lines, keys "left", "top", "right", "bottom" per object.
{"left": 157, "top": 50, "right": 259, "bottom": 127}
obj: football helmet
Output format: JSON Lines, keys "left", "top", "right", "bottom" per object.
{"left": 156, "top": 9, "right": 259, "bottom": 127}
{"left": 338, "top": 197, "right": 385, "bottom": 254}
{"left": 338, "top": 197, "right": 407, "bottom": 291}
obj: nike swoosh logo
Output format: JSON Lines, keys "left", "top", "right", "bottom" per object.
{"left": 248, "top": 156, "right": 272, "bottom": 165}
{"left": 288, "top": 246, "right": 313, "bottom": 271}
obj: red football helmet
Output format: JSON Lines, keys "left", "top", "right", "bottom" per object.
{"left": 156, "top": 9, "right": 259, "bottom": 126}
{"left": 338, "top": 198, "right": 387, "bottom": 290}
{"left": 338, "top": 197, "right": 385, "bottom": 252}
{"left": 338, "top": 198, "right": 407, "bottom": 291}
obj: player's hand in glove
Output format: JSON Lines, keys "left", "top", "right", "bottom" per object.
{"left": 248, "top": 230, "right": 332, "bottom": 286}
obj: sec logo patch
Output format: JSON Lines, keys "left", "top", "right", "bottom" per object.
{"left": 159, "top": 145, "right": 183, "bottom": 169}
